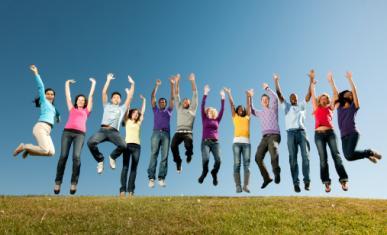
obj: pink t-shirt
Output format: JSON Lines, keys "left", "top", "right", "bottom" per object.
{"left": 64, "top": 108, "right": 91, "bottom": 133}
{"left": 314, "top": 106, "right": 333, "bottom": 129}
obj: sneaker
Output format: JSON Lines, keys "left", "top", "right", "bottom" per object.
{"left": 54, "top": 184, "right": 61, "bottom": 195}
{"left": 22, "top": 151, "right": 29, "bottom": 159}
{"left": 70, "top": 184, "right": 77, "bottom": 195}
{"left": 148, "top": 179, "right": 155, "bottom": 188}
{"left": 294, "top": 184, "right": 301, "bottom": 193}
{"left": 304, "top": 182, "right": 310, "bottom": 191}
{"left": 211, "top": 170, "right": 218, "bottom": 186}
{"left": 261, "top": 179, "right": 273, "bottom": 189}
{"left": 236, "top": 185, "right": 242, "bottom": 193}
{"left": 119, "top": 191, "right": 126, "bottom": 197}
{"left": 158, "top": 179, "right": 166, "bottom": 187}
{"left": 341, "top": 181, "right": 349, "bottom": 191}
{"left": 242, "top": 186, "right": 250, "bottom": 193}
{"left": 109, "top": 156, "right": 116, "bottom": 169}
{"left": 128, "top": 192, "right": 134, "bottom": 197}
{"left": 176, "top": 160, "right": 182, "bottom": 174}
{"left": 97, "top": 162, "right": 104, "bottom": 174}
{"left": 13, "top": 143, "right": 24, "bottom": 157}
{"left": 325, "top": 183, "right": 331, "bottom": 193}
{"left": 274, "top": 174, "right": 281, "bottom": 184}
{"left": 368, "top": 156, "right": 378, "bottom": 164}
{"left": 186, "top": 155, "right": 192, "bottom": 164}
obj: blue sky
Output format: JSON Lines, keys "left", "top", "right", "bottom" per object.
{"left": 0, "top": 0, "right": 386, "bottom": 198}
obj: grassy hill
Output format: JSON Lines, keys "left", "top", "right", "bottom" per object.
{"left": 0, "top": 196, "right": 386, "bottom": 234}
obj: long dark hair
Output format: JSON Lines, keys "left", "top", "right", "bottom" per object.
{"left": 74, "top": 94, "right": 88, "bottom": 109}
{"left": 122, "top": 108, "right": 142, "bottom": 126}
{"left": 335, "top": 90, "right": 352, "bottom": 107}
{"left": 235, "top": 105, "right": 247, "bottom": 117}
{"left": 34, "top": 88, "right": 55, "bottom": 107}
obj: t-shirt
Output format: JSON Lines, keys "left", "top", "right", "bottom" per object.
{"left": 282, "top": 101, "right": 306, "bottom": 131}
{"left": 232, "top": 115, "right": 250, "bottom": 140}
{"left": 101, "top": 103, "right": 127, "bottom": 131}
{"left": 314, "top": 106, "right": 334, "bottom": 129}
{"left": 153, "top": 106, "right": 173, "bottom": 132}
{"left": 175, "top": 90, "right": 198, "bottom": 131}
{"left": 337, "top": 103, "right": 358, "bottom": 137}
{"left": 64, "top": 107, "right": 90, "bottom": 133}
{"left": 125, "top": 119, "right": 142, "bottom": 144}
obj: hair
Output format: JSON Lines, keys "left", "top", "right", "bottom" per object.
{"left": 122, "top": 108, "right": 142, "bottom": 126}
{"left": 317, "top": 93, "right": 331, "bottom": 107}
{"left": 111, "top": 91, "right": 121, "bottom": 98}
{"left": 74, "top": 94, "right": 88, "bottom": 109}
{"left": 34, "top": 88, "right": 55, "bottom": 107}
{"left": 159, "top": 97, "right": 167, "bottom": 103}
{"left": 235, "top": 105, "right": 246, "bottom": 117}
{"left": 261, "top": 94, "right": 270, "bottom": 100}
{"left": 335, "top": 90, "right": 352, "bottom": 107}
{"left": 205, "top": 107, "right": 218, "bottom": 119}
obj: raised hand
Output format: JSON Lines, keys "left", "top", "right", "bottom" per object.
{"left": 204, "top": 85, "right": 210, "bottom": 95}
{"left": 223, "top": 87, "right": 231, "bottom": 94}
{"left": 128, "top": 75, "right": 135, "bottom": 84}
{"left": 140, "top": 94, "right": 145, "bottom": 100}
{"left": 89, "top": 78, "right": 96, "bottom": 84}
{"left": 66, "top": 79, "right": 76, "bottom": 84}
{"left": 327, "top": 72, "right": 334, "bottom": 83}
{"left": 188, "top": 73, "right": 195, "bottom": 81}
{"left": 175, "top": 74, "right": 181, "bottom": 83}
{"left": 308, "top": 69, "right": 315, "bottom": 81}
{"left": 247, "top": 89, "right": 254, "bottom": 97}
{"left": 107, "top": 73, "right": 115, "bottom": 80}
{"left": 273, "top": 73, "right": 280, "bottom": 82}
{"left": 156, "top": 79, "right": 162, "bottom": 86}
{"left": 125, "top": 88, "right": 130, "bottom": 94}
{"left": 30, "top": 65, "right": 38, "bottom": 74}
{"left": 262, "top": 83, "right": 269, "bottom": 90}
{"left": 169, "top": 76, "right": 176, "bottom": 85}
{"left": 220, "top": 90, "right": 225, "bottom": 99}
{"left": 345, "top": 71, "right": 352, "bottom": 80}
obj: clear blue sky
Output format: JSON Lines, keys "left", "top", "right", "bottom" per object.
{"left": 0, "top": 0, "right": 386, "bottom": 198}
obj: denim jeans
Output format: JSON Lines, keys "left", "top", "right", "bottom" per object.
{"left": 201, "top": 139, "right": 221, "bottom": 177}
{"left": 170, "top": 132, "right": 193, "bottom": 163}
{"left": 341, "top": 132, "right": 373, "bottom": 161}
{"left": 55, "top": 130, "right": 85, "bottom": 185}
{"left": 255, "top": 134, "right": 281, "bottom": 182}
{"left": 314, "top": 130, "right": 348, "bottom": 184}
{"left": 120, "top": 143, "right": 141, "bottom": 193}
{"left": 87, "top": 127, "right": 127, "bottom": 162}
{"left": 232, "top": 143, "right": 251, "bottom": 174}
{"left": 287, "top": 129, "right": 310, "bottom": 186}
{"left": 147, "top": 130, "right": 170, "bottom": 180}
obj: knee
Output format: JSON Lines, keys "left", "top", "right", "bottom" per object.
{"left": 87, "top": 139, "right": 96, "bottom": 147}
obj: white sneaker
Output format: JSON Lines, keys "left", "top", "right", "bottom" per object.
{"left": 148, "top": 179, "right": 155, "bottom": 188}
{"left": 97, "top": 162, "right": 104, "bottom": 174}
{"left": 158, "top": 179, "right": 166, "bottom": 187}
{"left": 109, "top": 156, "right": 116, "bottom": 169}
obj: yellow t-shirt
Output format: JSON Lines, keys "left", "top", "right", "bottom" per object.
{"left": 125, "top": 119, "right": 142, "bottom": 144}
{"left": 232, "top": 115, "right": 250, "bottom": 138}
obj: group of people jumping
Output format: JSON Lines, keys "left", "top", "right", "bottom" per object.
{"left": 13, "top": 65, "right": 382, "bottom": 196}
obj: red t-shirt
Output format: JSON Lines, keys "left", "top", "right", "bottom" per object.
{"left": 314, "top": 106, "right": 333, "bottom": 129}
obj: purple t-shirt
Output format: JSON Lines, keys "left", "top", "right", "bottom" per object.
{"left": 153, "top": 106, "right": 173, "bottom": 132}
{"left": 201, "top": 95, "right": 225, "bottom": 140}
{"left": 337, "top": 103, "right": 358, "bottom": 138}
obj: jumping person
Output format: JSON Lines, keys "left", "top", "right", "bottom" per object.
{"left": 198, "top": 85, "right": 225, "bottom": 186}
{"left": 224, "top": 87, "right": 252, "bottom": 193}
{"left": 310, "top": 72, "right": 348, "bottom": 193}
{"left": 329, "top": 72, "right": 382, "bottom": 163}
{"left": 274, "top": 72, "right": 313, "bottom": 193}
{"left": 120, "top": 95, "right": 146, "bottom": 197}
{"left": 147, "top": 77, "right": 175, "bottom": 188}
{"left": 13, "top": 65, "right": 60, "bottom": 158}
{"left": 54, "top": 78, "right": 96, "bottom": 195}
{"left": 249, "top": 81, "right": 281, "bottom": 189}
{"left": 170, "top": 73, "right": 198, "bottom": 174}
{"left": 87, "top": 73, "right": 134, "bottom": 174}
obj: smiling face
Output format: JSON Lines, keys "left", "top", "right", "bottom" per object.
{"left": 130, "top": 109, "right": 140, "bottom": 121}
{"left": 158, "top": 98, "right": 167, "bottom": 109}
{"left": 206, "top": 107, "right": 218, "bottom": 119}
{"left": 75, "top": 95, "right": 86, "bottom": 108}
{"left": 261, "top": 95, "right": 270, "bottom": 108}
{"left": 343, "top": 91, "right": 353, "bottom": 101}
{"left": 45, "top": 89, "right": 55, "bottom": 103}
{"left": 182, "top": 98, "right": 191, "bottom": 109}
{"left": 236, "top": 105, "right": 246, "bottom": 116}
{"left": 318, "top": 94, "right": 330, "bottom": 107}
{"left": 289, "top": 93, "right": 298, "bottom": 106}
{"left": 111, "top": 94, "right": 121, "bottom": 105}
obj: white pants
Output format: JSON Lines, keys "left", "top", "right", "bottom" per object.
{"left": 24, "top": 122, "right": 55, "bottom": 156}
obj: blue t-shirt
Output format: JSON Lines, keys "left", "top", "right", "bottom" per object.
{"left": 101, "top": 103, "right": 127, "bottom": 131}
{"left": 282, "top": 100, "right": 306, "bottom": 131}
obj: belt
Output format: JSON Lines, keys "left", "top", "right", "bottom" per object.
{"left": 203, "top": 138, "right": 217, "bottom": 142}
{"left": 176, "top": 130, "right": 192, "bottom": 133}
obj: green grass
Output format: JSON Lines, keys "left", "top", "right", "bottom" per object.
{"left": 0, "top": 196, "right": 386, "bottom": 234}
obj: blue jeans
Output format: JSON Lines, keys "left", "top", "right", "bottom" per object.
{"left": 201, "top": 139, "right": 221, "bottom": 177}
{"left": 287, "top": 129, "right": 310, "bottom": 186}
{"left": 341, "top": 132, "right": 373, "bottom": 161}
{"left": 55, "top": 130, "right": 85, "bottom": 185}
{"left": 314, "top": 130, "right": 348, "bottom": 184}
{"left": 232, "top": 143, "right": 251, "bottom": 174}
{"left": 147, "top": 130, "right": 170, "bottom": 180}
{"left": 87, "top": 127, "right": 127, "bottom": 162}
{"left": 120, "top": 143, "right": 141, "bottom": 193}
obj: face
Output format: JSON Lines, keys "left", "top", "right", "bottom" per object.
{"left": 261, "top": 96, "right": 269, "bottom": 108}
{"left": 111, "top": 94, "right": 121, "bottom": 105}
{"left": 343, "top": 91, "right": 353, "bottom": 101}
{"left": 289, "top": 93, "right": 298, "bottom": 105}
{"left": 319, "top": 95, "right": 330, "bottom": 107}
{"left": 76, "top": 96, "right": 86, "bottom": 108}
{"left": 158, "top": 99, "right": 167, "bottom": 109}
{"left": 206, "top": 108, "right": 218, "bottom": 119}
{"left": 183, "top": 99, "right": 191, "bottom": 109}
{"left": 45, "top": 90, "right": 55, "bottom": 103}
{"left": 130, "top": 110, "right": 139, "bottom": 121}
{"left": 237, "top": 106, "right": 245, "bottom": 116}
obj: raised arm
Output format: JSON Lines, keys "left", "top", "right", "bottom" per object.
{"left": 273, "top": 74, "right": 285, "bottom": 103}
{"left": 310, "top": 80, "right": 318, "bottom": 112}
{"left": 124, "top": 76, "right": 135, "bottom": 109}
{"left": 223, "top": 87, "right": 235, "bottom": 117}
{"left": 151, "top": 79, "right": 161, "bottom": 109}
{"left": 263, "top": 83, "right": 278, "bottom": 110}
{"left": 175, "top": 74, "right": 181, "bottom": 107}
{"left": 65, "top": 80, "right": 76, "bottom": 111}
{"left": 169, "top": 76, "right": 175, "bottom": 110}
{"left": 217, "top": 90, "right": 226, "bottom": 121}
{"left": 345, "top": 71, "right": 359, "bottom": 108}
{"left": 201, "top": 85, "right": 210, "bottom": 119}
{"left": 305, "top": 69, "right": 314, "bottom": 102}
{"left": 139, "top": 94, "right": 146, "bottom": 122}
{"left": 102, "top": 73, "right": 114, "bottom": 105}
{"left": 247, "top": 89, "right": 257, "bottom": 116}
{"left": 87, "top": 78, "right": 96, "bottom": 112}
{"left": 30, "top": 65, "right": 45, "bottom": 102}
{"left": 327, "top": 72, "right": 339, "bottom": 103}
{"left": 189, "top": 73, "right": 198, "bottom": 111}
{"left": 246, "top": 90, "right": 251, "bottom": 116}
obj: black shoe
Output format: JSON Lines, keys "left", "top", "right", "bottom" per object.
{"left": 274, "top": 174, "right": 280, "bottom": 184}
{"left": 211, "top": 170, "right": 218, "bottom": 186}
{"left": 304, "top": 182, "right": 310, "bottom": 191}
{"left": 198, "top": 175, "right": 205, "bottom": 184}
{"left": 186, "top": 155, "right": 192, "bottom": 164}
{"left": 70, "top": 184, "right": 77, "bottom": 195}
{"left": 54, "top": 184, "right": 60, "bottom": 195}
{"left": 261, "top": 179, "right": 273, "bottom": 189}
{"left": 294, "top": 184, "right": 301, "bottom": 193}
{"left": 176, "top": 160, "right": 182, "bottom": 174}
